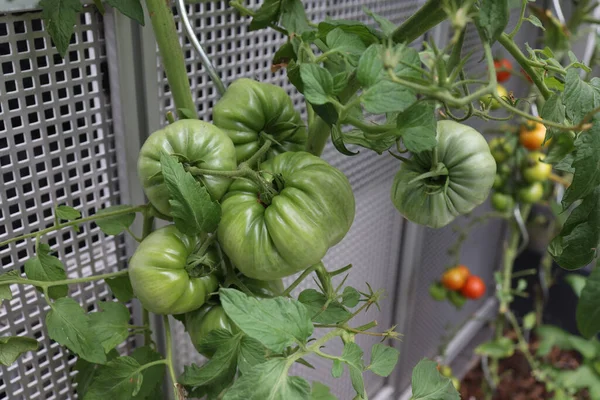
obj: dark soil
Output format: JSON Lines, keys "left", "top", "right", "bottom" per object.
{"left": 459, "top": 334, "right": 589, "bottom": 400}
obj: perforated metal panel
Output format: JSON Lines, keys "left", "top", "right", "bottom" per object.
{"left": 0, "top": 8, "right": 132, "bottom": 399}
{"left": 152, "top": 1, "right": 422, "bottom": 398}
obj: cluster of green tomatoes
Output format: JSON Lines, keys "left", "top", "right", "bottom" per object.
{"left": 489, "top": 121, "right": 552, "bottom": 212}
{"left": 126, "top": 78, "right": 356, "bottom": 348}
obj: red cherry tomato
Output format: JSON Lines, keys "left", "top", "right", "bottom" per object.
{"left": 494, "top": 59, "right": 512, "bottom": 82}
{"left": 461, "top": 276, "right": 486, "bottom": 299}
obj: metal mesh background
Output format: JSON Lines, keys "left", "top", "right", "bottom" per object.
{"left": 0, "top": 8, "right": 132, "bottom": 400}
{"left": 153, "top": 1, "right": 421, "bottom": 398}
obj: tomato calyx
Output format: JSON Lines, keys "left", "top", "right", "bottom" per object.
{"left": 409, "top": 163, "right": 449, "bottom": 187}
{"left": 185, "top": 254, "right": 218, "bottom": 278}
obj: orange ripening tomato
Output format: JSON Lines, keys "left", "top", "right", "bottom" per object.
{"left": 455, "top": 265, "right": 470, "bottom": 281}
{"left": 494, "top": 59, "right": 512, "bottom": 82}
{"left": 461, "top": 276, "right": 486, "bottom": 299}
{"left": 441, "top": 267, "right": 468, "bottom": 291}
{"left": 519, "top": 122, "right": 547, "bottom": 150}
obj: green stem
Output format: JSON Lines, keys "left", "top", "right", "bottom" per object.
{"left": 313, "top": 324, "right": 391, "bottom": 337}
{"left": 391, "top": 0, "right": 447, "bottom": 44}
{"left": 315, "top": 263, "right": 334, "bottom": 298}
{"left": 163, "top": 316, "right": 179, "bottom": 397}
{"left": 282, "top": 264, "right": 320, "bottom": 297}
{"left": 240, "top": 140, "right": 273, "bottom": 168}
{"left": 0, "top": 205, "right": 147, "bottom": 248}
{"left": 498, "top": 33, "right": 551, "bottom": 100}
{"left": 4, "top": 270, "right": 129, "bottom": 289}
{"left": 145, "top": 0, "right": 196, "bottom": 118}
{"left": 446, "top": 28, "right": 466, "bottom": 77}
{"left": 508, "top": 0, "right": 528, "bottom": 39}
{"left": 344, "top": 116, "right": 394, "bottom": 133}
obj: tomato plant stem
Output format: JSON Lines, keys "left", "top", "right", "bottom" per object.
{"left": 3, "top": 269, "right": 129, "bottom": 288}
{"left": 163, "top": 315, "right": 180, "bottom": 397}
{"left": 0, "top": 205, "right": 147, "bottom": 249}
{"left": 145, "top": 0, "right": 196, "bottom": 119}
{"left": 507, "top": 0, "right": 528, "bottom": 39}
{"left": 391, "top": 0, "right": 447, "bottom": 44}
{"left": 497, "top": 33, "right": 551, "bottom": 100}
{"left": 282, "top": 264, "right": 320, "bottom": 297}
{"left": 241, "top": 139, "right": 273, "bottom": 167}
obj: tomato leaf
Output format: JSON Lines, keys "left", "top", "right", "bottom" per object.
{"left": 564, "top": 274, "right": 587, "bottom": 298}
{"left": 24, "top": 243, "right": 68, "bottom": 300}
{"left": 525, "top": 15, "right": 545, "bottom": 31}
{"left": 220, "top": 288, "right": 313, "bottom": 353}
{"left": 475, "top": 337, "right": 515, "bottom": 358}
{"left": 549, "top": 187, "right": 600, "bottom": 270}
{"left": 563, "top": 70, "right": 600, "bottom": 125}
{"left": 83, "top": 356, "right": 144, "bottom": 399}
{"left": 342, "top": 129, "right": 395, "bottom": 155}
{"left": 106, "top": 0, "right": 145, "bottom": 26}
{"left": 298, "top": 289, "right": 351, "bottom": 324}
{"left": 536, "top": 324, "right": 597, "bottom": 358}
{"left": 179, "top": 333, "right": 241, "bottom": 389}
{"left": 326, "top": 28, "right": 366, "bottom": 61}
{"left": 94, "top": 205, "right": 137, "bottom": 236}
{"left": 238, "top": 336, "right": 269, "bottom": 374}
{"left": 331, "top": 124, "right": 358, "bottom": 156}
{"left": 0, "top": 336, "right": 38, "bottom": 366}
{"left": 361, "top": 79, "right": 416, "bottom": 114}
{"left": 130, "top": 346, "right": 165, "bottom": 400}
{"left": 249, "top": 0, "right": 282, "bottom": 31}
{"left": 39, "top": 0, "right": 82, "bottom": 57}
{"left": 0, "top": 270, "right": 20, "bottom": 304}
{"left": 73, "top": 349, "right": 119, "bottom": 398}
{"left": 367, "top": 344, "right": 399, "bottom": 377}
{"left": 88, "top": 301, "right": 131, "bottom": 353}
{"left": 160, "top": 153, "right": 221, "bottom": 235}
{"left": 394, "top": 102, "right": 437, "bottom": 153}
{"left": 553, "top": 365, "right": 600, "bottom": 399}
{"left": 576, "top": 263, "right": 600, "bottom": 338}
{"left": 300, "top": 64, "right": 334, "bottom": 105}
{"left": 106, "top": 275, "right": 134, "bottom": 303}
{"left": 330, "top": 343, "right": 365, "bottom": 396}
{"left": 341, "top": 286, "right": 360, "bottom": 308}
{"left": 447, "top": 290, "right": 466, "bottom": 309}
{"left": 55, "top": 205, "right": 81, "bottom": 221}
{"left": 310, "top": 382, "right": 338, "bottom": 400}
{"left": 362, "top": 7, "right": 395, "bottom": 37}
{"left": 560, "top": 119, "right": 600, "bottom": 208}
{"left": 317, "top": 20, "right": 381, "bottom": 46}
{"left": 279, "top": 0, "right": 311, "bottom": 35}
{"left": 410, "top": 359, "right": 460, "bottom": 400}
{"left": 46, "top": 298, "right": 106, "bottom": 364}
{"left": 222, "top": 359, "right": 311, "bottom": 400}
{"left": 476, "top": 0, "right": 509, "bottom": 45}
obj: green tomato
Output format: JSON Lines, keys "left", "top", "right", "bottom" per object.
{"left": 491, "top": 192, "right": 514, "bottom": 212}
{"left": 452, "top": 377, "right": 460, "bottom": 390}
{"left": 522, "top": 152, "right": 552, "bottom": 183}
{"left": 489, "top": 137, "right": 513, "bottom": 163}
{"left": 439, "top": 365, "right": 453, "bottom": 378}
{"left": 238, "top": 276, "right": 284, "bottom": 298}
{"left": 493, "top": 174, "right": 504, "bottom": 190}
{"left": 128, "top": 225, "right": 219, "bottom": 315}
{"left": 517, "top": 182, "right": 544, "bottom": 203}
{"left": 213, "top": 78, "right": 307, "bottom": 163}
{"left": 218, "top": 151, "right": 355, "bottom": 280}
{"left": 184, "top": 304, "right": 238, "bottom": 357}
{"left": 482, "top": 84, "right": 508, "bottom": 110}
{"left": 391, "top": 121, "right": 496, "bottom": 228}
{"left": 137, "top": 119, "right": 237, "bottom": 217}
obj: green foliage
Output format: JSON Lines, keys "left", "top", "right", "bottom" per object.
{"left": 88, "top": 301, "right": 131, "bottom": 353}
{"left": 475, "top": 337, "right": 515, "bottom": 358}
{"left": 410, "top": 359, "right": 460, "bottom": 400}
{"left": 576, "top": 263, "right": 600, "bottom": 338}
{"left": 476, "top": 0, "right": 509, "bottom": 44}
{"left": 106, "top": 0, "right": 145, "bottom": 26}
{"left": 24, "top": 243, "right": 68, "bottom": 299}
{"left": 0, "top": 336, "right": 38, "bottom": 366}
{"left": 95, "top": 205, "right": 137, "bottom": 236}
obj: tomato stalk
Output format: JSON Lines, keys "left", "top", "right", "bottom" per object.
{"left": 163, "top": 315, "right": 181, "bottom": 398}
{"left": 391, "top": 0, "right": 448, "bottom": 44}
{"left": 145, "top": 0, "right": 196, "bottom": 119}
{"left": 281, "top": 264, "right": 321, "bottom": 297}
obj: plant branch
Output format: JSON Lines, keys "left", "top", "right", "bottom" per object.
{"left": 508, "top": 0, "right": 528, "bottom": 39}
{"left": 0, "top": 205, "right": 147, "bottom": 249}
{"left": 145, "top": 0, "right": 196, "bottom": 118}
{"left": 2, "top": 270, "right": 129, "bottom": 289}
{"left": 163, "top": 316, "right": 180, "bottom": 397}
{"left": 282, "top": 264, "right": 320, "bottom": 297}
{"left": 391, "top": 0, "right": 447, "bottom": 44}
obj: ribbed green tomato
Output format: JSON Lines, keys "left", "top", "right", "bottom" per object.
{"left": 239, "top": 276, "right": 284, "bottom": 298}
{"left": 137, "top": 120, "right": 237, "bottom": 217}
{"left": 218, "top": 151, "right": 355, "bottom": 280}
{"left": 128, "top": 225, "right": 219, "bottom": 315}
{"left": 212, "top": 78, "right": 307, "bottom": 163}
{"left": 185, "top": 304, "right": 237, "bottom": 357}
{"left": 391, "top": 120, "right": 496, "bottom": 228}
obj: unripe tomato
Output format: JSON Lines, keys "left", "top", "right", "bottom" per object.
{"left": 461, "top": 276, "right": 486, "bottom": 299}
{"left": 498, "top": 163, "right": 512, "bottom": 177}
{"left": 452, "top": 377, "right": 461, "bottom": 390}
{"left": 494, "top": 59, "right": 512, "bottom": 82}
{"left": 483, "top": 85, "right": 508, "bottom": 110}
{"left": 519, "top": 122, "right": 547, "bottom": 150}
{"left": 441, "top": 268, "right": 468, "bottom": 291}
{"left": 522, "top": 152, "right": 552, "bottom": 183}
{"left": 438, "top": 365, "right": 453, "bottom": 378}
{"left": 491, "top": 192, "right": 514, "bottom": 212}
{"left": 517, "top": 182, "right": 544, "bottom": 203}
{"left": 455, "top": 265, "right": 470, "bottom": 281}
{"left": 489, "top": 137, "right": 513, "bottom": 163}
{"left": 493, "top": 174, "right": 504, "bottom": 190}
